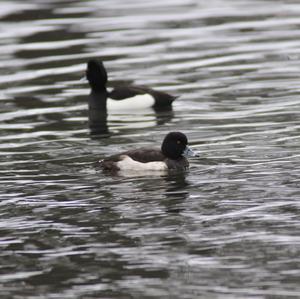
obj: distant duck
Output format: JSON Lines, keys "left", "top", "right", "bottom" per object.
{"left": 98, "top": 132, "right": 197, "bottom": 172}
{"left": 86, "top": 59, "right": 177, "bottom": 111}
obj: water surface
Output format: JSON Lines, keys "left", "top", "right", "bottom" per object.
{"left": 0, "top": 0, "right": 300, "bottom": 298}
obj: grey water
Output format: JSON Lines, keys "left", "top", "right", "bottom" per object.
{"left": 0, "top": 0, "right": 300, "bottom": 298}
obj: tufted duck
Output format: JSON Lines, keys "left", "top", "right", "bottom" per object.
{"left": 86, "top": 59, "right": 177, "bottom": 111}
{"left": 98, "top": 132, "right": 197, "bottom": 172}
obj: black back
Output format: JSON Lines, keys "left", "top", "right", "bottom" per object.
{"left": 109, "top": 85, "right": 177, "bottom": 108}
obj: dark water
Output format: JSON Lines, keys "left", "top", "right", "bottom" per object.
{"left": 1, "top": 0, "right": 300, "bottom": 298}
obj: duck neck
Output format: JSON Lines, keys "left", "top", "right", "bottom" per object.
{"left": 88, "top": 88, "right": 108, "bottom": 110}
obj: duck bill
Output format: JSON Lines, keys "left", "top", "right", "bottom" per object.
{"left": 183, "top": 146, "right": 198, "bottom": 157}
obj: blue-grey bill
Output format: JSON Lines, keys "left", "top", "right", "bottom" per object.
{"left": 183, "top": 146, "right": 198, "bottom": 157}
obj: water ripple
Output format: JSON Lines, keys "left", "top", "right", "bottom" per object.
{"left": 0, "top": 0, "right": 300, "bottom": 298}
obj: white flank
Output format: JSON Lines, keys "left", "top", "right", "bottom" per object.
{"left": 117, "top": 155, "right": 168, "bottom": 171}
{"left": 107, "top": 94, "right": 155, "bottom": 110}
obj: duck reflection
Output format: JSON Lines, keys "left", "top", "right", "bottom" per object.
{"left": 100, "top": 169, "right": 190, "bottom": 214}
{"left": 162, "top": 172, "right": 190, "bottom": 214}
{"left": 88, "top": 108, "right": 109, "bottom": 136}
{"left": 88, "top": 106, "right": 174, "bottom": 137}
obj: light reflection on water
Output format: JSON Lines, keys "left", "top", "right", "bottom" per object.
{"left": 0, "top": 0, "right": 300, "bottom": 298}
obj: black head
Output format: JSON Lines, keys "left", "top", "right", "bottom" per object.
{"left": 86, "top": 59, "right": 108, "bottom": 91}
{"left": 161, "top": 132, "right": 189, "bottom": 159}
